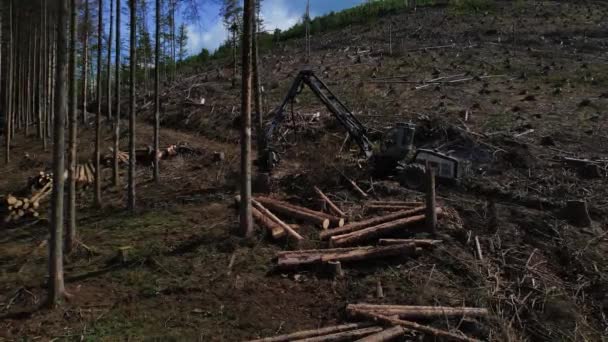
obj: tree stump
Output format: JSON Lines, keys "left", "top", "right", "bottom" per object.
{"left": 564, "top": 200, "right": 592, "bottom": 227}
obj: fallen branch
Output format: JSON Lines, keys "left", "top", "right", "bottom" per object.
{"left": 294, "top": 326, "right": 384, "bottom": 342}
{"left": 314, "top": 186, "right": 347, "bottom": 218}
{"left": 354, "top": 326, "right": 407, "bottom": 342}
{"left": 350, "top": 308, "right": 480, "bottom": 342}
{"left": 248, "top": 322, "right": 374, "bottom": 342}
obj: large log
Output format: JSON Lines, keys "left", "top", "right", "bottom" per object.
{"left": 314, "top": 186, "right": 347, "bottom": 218}
{"left": 347, "top": 304, "right": 489, "bottom": 319}
{"left": 237, "top": 196, "right": 285, "bottom": 239}
{"left": 252, "top": 199, "right": 304, "bottom": 241}
{"left": 255, "top": 197, "right": 341, "bottom": 229}
{"left": 354, "top": 326, "right": 407, "bottom": 342}
{"left": 295, "top": 326, "right": 383, "bottom": 342}
{"left": 277, "top": 244, "right": 417, "bottom": 269}
{"left": 350, "top": 309, "right": 480, "bottom": 342}
{"left": 366, "top": 204, "right": 419, "bottom": 211}
{"left": 248, "top": 322, "right": 374, "bottom": 342}
{"left": 330, "top": 209, "right": 443, "bottom": 247}
{"left": 319, "top": 207, "right": 427, "bottom": 240}
{"left": 253, "top": 207, "right": 285, "bottom": 239}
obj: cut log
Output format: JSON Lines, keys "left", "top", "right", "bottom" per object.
{"left": 349, "top": 309, "right": 480, "bottom": 342}
{"left": 354, "top": 326, "right": 407, "bottom": 342}
{"left": 257, "top": 196, "right": 345, "bottom": 227}
{"left": 314, "top": 186, "right": 347, "bottom": 218}
{"left": 347, "top": 304, "right": 489, "bottom": 319}
{"left": 294, "top": 326, "right": 384, "bottom": 342}
{"left": 6, "top": 195, "right": 17, "bottom": 205}
{"left": 248, "top": 322, "right": 374, "bottom": 342}
{"left": 425, "top": 166, "right": 437, "bottom": 235}
{"left": 378, "top": 239, "right": 442, "bottom": 247}
{"left": 253, "top": 207, "right": 285, "bottom": 239}
{"left": 255, "top": 197, "right": 338, "bottom": 229}
{"left": 252, "top": 199, "right": 304, "bottom": 241}
{"left": 319, "top": 207, "right": 427, "bottom": 240}
{"left": 277, "top": 244, "right": 417, "bottom": 269}
{"left": 331, "top": 209, "right": 443, "bottom": 247}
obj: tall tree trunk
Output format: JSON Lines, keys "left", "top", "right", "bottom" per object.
{"left": 128, "top": 0, "right": 136, "bottom": 211}
{"left": 66, "top": 0, "right": 79, "bottom": 253}
{"left": 253, "top": 0, "right": 264, "bottom": 163}
{"left": 94, "top": 0, "right": 103, "bottom": 207}
{"left": 231, "top": 29, "right": 237, "bottom": 89}
{"left": 153, "top": 0, "right": 161, "bottom": 182}
{"left": 42, "top": 0, "right": 48, "bottom": 150}
{"left": 81, "top": 0, "right": 89, "bottom": 125}
{"left": 239, "top": 0, "right": 254, "bottom": 237}
{"left": 3, "top": 0, "right": 10, "bottom": 164}
{"left": 106, "top": 0, "right": 114, "bottom": 123}
{"left": 113, "top": 0, "right": 121, "bottom": 186}
{"left": 49, "top": 0, "right": 69, "bottom": 307}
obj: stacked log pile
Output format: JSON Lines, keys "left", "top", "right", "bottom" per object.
{"left": 3, "top": 183, "right": 52, "bottom": 223}
{"left": 249, "top": 304, "right": 488, "bottom": 342}
{"left": 105, "top": 143, "right": 202, "bottom": 167}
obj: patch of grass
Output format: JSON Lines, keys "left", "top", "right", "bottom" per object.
{"left": 450, "top": 0, "right": 495, "bottom": 14}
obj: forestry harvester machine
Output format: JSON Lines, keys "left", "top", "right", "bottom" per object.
{"left": 262, "top": 68, "right": 467, "bottom": 189}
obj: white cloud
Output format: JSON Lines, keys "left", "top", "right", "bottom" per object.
{"left": 185, "top": 0, "right": 302, "bottom": 55}
{"left": 261, "top": 0, "right": 302, "bottom": 32}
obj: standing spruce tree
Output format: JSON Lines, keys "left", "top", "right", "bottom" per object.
{"left": 4, "top": 0, "right": 12, "bottom": 164}
{"left": 113, "top": 0, "right": 121, "bottom": 186}
{"left": 81, "top": 0, "right": 90, "bottom": 125}
{"left": 106, "top": 0, "right": 114, "bottom": 123}
{"left": 222, "top": 0, "right": 241, "bottom": 88}
{"left": 153, "top": 0, "right": 161, "bottom": 182}
{"left": 253, "top": 0, "right": 264, "bottom": 163}
{"left": 66, "top": 0, "right": 79, "bottom": 253}
{"left": 239, "top": 0, "right": 253, "bottom": 237}
{"left": 128, "top": 0, "right": 137, "bottom": 211}
{"left": 49, "top": 0, "right": 70, "bottom": 307}
{"left": 94, "top": 0, "right": 103, "bottom": 207}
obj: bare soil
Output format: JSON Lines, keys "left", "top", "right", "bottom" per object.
{"left": 1, "top": 1, "right": 607, "bottom": 341}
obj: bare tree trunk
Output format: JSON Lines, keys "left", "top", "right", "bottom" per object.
{"left": 128, "top": 0, "right": 136, "bottom": 211}
{"left": 252, "top": 0, "right": 264, "bottom": 162}
{"left": 81, "top": 0, "right": 89, "bottom": 125}
{"left": 106, "top": 0, "right": 114, "bottom": 123}
{"left": 153, "top": 0, "right": 161, "bottom": 182}
{"left": 94, "top": 0, "right": 103, "bottom": 207}
{"left": 113, "top": 0, "right": 121, "bottom": 186}
{"left": 48, "top": 0, "right": 69, "bottom": 307}
{"left": 239, "top": 0, "right": 254, "bottom": 237}
{"left": 3, "top": 0, "right": 11, "bottom": 164}
{"left": 66, "top": 0, "right": 79, "bottom": 254}
{"left": 232, "top": 29, "right": 237, "bottom": 89}
{"left": 42, "top": 0, "right": 48, "bottom": 150}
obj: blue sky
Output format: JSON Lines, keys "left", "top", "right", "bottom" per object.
{"left": 184, "top": 0, "right": 365, "bottom": 55}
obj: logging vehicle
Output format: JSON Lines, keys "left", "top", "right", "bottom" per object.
{"left": 263, "top": 68, "right": 468, "bottom": 190}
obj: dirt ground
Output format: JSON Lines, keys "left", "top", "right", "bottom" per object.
{"left": 1, "top": 1, "right": 608, "bottom": 341}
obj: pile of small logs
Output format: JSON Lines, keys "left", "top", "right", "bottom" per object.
{"left": 3, "top": 182, "right": 52, "bottom": 223}
{"left": 249, "top": 304, "right": 488, "bottom": 342}
{"left": 74, "top": 163, "right": 96, "bottom": 185}
{"left": 105, "top": 143, "right": 202, "bottom": 167}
